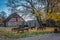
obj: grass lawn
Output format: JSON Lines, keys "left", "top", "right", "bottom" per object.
{"left": 0, "top": 31, "right": 47, "bottom": 38}
{"left": 0, "top": 27, "right": 55, "bottom": 38}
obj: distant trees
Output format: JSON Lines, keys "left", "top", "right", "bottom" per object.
{"left": 0, "top": 11, "right": 7, "bottom": 19}
{"left": 0, "top": 11, "right": 7, "bottom": 25}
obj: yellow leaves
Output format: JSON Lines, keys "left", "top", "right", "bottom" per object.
{"left": 34, "top": 12, "right": 41, "bottom": 16}
{"left": 0, "top": 19, "right": 3, "bottom": 24}
{"left": 45, "top": 13, "right": 60, "bottom": 21}
{"left": 51, "top": 13, "right": 60, "bottom": 21}
{"left": 45, "top": 13, "right": 51, "bottom": 20}
{"left": 34, "top": 11, "right": 60, "bottom": 22}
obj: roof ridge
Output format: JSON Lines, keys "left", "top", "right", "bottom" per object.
{"left": 4, "top": 12, "right": 25, "bottom": 22}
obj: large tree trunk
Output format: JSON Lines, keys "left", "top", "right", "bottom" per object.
{"left": 31, "top": 0, "right": 43, "bottom": 28}
{"left": 32, "top": 11, "right": 43, "bottom": 28}
{"left": 36, "top": 16, "right": 42, "bottom": 27}
{"left": 32, "top": 11, "right": 42, "bottom": 27}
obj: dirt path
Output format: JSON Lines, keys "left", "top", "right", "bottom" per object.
{"left": 0, "top": 33, "right": 60, "bottom": 40}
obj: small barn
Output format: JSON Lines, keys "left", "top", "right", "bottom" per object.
{"left": 26, "top": 20, "right": 39, "bottom": 27}
{"left": 4, "top": 12, "right": 25, "bottom": 27}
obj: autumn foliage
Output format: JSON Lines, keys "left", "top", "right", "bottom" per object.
{"left": 45, "top": 13, "right": 60, "bottom": 21}
{"left": 0, "top": 19, "right": 3, "bottom": 24}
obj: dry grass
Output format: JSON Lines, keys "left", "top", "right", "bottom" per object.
{"left": 0, "top": 27, "right": 55, "bottom": 33}
{"left": 29, "top": 27, "right": 55, "bottom": 33}
{"left": 0, "top": 27, "right": 12, "bottom": 32}
{"left": 0, "top": 27, "right": 55, "bottom": 38}
{"left": 38, "top": 27, "right": 55, "bottom": 32}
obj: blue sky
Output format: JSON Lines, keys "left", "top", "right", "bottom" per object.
{"left": 0, "top": 0, "right": 11, "bottom": 17}
{"left": 0, "top": 0, "right": 7, "bottom": 11}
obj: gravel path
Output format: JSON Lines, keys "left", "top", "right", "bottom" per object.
{"left": 0, "top": 33, "right": 60, "bottom": 40}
